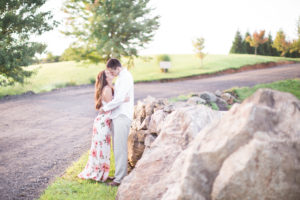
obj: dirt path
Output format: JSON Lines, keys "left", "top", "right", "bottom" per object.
{"left": 0, "top": 63, "right": 299, "bottom": 200}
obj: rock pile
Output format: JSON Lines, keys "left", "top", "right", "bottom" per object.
{"left": 120, "top": 89, "right": 300, "bottom": 200}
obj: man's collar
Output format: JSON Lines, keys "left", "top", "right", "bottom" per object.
{"left": 119, "top": 67, "right": 126, "bottom": 75}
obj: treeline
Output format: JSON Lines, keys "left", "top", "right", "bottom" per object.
{"left": 230, "top": 17, "right": 300, "bottom": 58}
{"left": 230, "top": 30, "right": 300, "bottom": 58}
{"left": 39, "top": 48, "right": 81, "bottom": 63}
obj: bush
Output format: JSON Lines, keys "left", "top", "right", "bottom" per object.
{"left": 156, "top": 54, "right": 171, "bottom": 63}
{"left": 89, "top": 77, "right": 96, "bottom": 84}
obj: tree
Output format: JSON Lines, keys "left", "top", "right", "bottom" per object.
{"left": 45, "top": 52, "right": 60, "bottom": 63}
{"left": 60, "top": 46, "right": 85, "bottom": 61}
{"left": 257, "top": 33, "right": 279, "bottom": 56}
{"left": 245, "top": 30, "right": 268, "bottom": 55}
{"left": 272, "top": 30, "right": 291, "bottom": 57}
{"left": 290, "top": 39, "right": 300, "bottom": 56}
{"left": 289, "top": 16, "right": 300, "bottom": 57}
{"left": 0, "top": 0, "right": 57, "bottom": 86}
{"left": 243, "top": 31, "right": 254, "bottom": 54}
{"left": 193, "top": 37, "right": 205, "bottom": 67}
{"left": 297, "top": 16, "right": 300, "bottom": 38}
{"left": 267, "top": 33, "right": 280, "bottom": 56}
{"left": 230, "top": 30, "right": 245, "bottom": 54}
{"left": 62, "top": 0, "right": 160, "bottom": 67}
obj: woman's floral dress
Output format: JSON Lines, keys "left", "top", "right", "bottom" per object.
{"left": 78, "top": 102, "right": 112, "bottom": 182}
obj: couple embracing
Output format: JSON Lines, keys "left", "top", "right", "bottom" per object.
{"left": 78, "top": 58, "right": 134, "bottom": 187}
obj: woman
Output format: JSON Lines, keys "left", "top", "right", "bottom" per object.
{"left": 78, "top": 70, "right": 119, "bottom": 182}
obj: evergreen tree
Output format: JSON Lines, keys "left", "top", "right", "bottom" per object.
{"left": 0, "top": 0, "right": 57, "bottom": 86}
{"left": 257, "top": 33, "right": 277, "bottom": 56}
{"left": 257, "top": 42, "right": 266, "bottom": 55}
{"left": 63, "top": 0, "right": 160, "bottom": 67}
{"left": 243, "top": 32, "right": 254, "bottom": 54}
{"left": 230, "top": 30, "right": 245, "bottom": 54}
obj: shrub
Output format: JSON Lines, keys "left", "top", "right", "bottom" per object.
{"left": 156, "top": 54, "right": 171, "bottom": 63}
{"left": 89, "top": 77, "right": 96, "bottom": 84}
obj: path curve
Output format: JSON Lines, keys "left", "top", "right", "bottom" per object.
{"left": 0, "top": 63, "right": 299, "bottom": 200}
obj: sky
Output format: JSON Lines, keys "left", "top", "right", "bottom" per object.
{"left": 36, "top": 0, "right": 300, "bottom": 56}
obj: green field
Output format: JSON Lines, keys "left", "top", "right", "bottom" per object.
{"left": 1, "top": 54, "right": 299, "bottom": 98}
{"left": 39, "top": 148, "right": 117, "bottom": 200}
{"left": 227, "top": 79, "right": 300, "bottom": 101}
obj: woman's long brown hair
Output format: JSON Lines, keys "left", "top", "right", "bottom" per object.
{"left": 95, "top": 70, "right": 108, "bottom": 110}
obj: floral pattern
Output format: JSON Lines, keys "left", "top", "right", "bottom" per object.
{"left": 78, "top": 110, "right": 112, "bottom": 182}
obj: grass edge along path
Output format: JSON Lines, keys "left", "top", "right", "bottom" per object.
{"left": 169, "top": 79, "right": 300, "bottom": 104}
{"left": 226, "top": 78, "right": 300, "bottom": 101}
{"left": 39, "top": 148, "right": 118, "bottom": 200}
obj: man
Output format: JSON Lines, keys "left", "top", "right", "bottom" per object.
{"left": 100, "top": 58, "right": 134, "bottom": 186}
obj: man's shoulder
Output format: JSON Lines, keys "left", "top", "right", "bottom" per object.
{"left": 122, "top": 69, "right": 133, "bottom": 82}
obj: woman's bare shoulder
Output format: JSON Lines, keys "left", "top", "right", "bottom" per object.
{"left": 103, "top": 85, "right": 113, "bottom": 93}
{"left": 102, "top": 86, "right": 113, "bottom": 102}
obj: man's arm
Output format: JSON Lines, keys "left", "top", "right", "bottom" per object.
{"left": 102, "top": 75, "right": 132, "bottom": 112}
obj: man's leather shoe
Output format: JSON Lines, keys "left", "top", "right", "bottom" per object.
{"left": 107, "top": 176, "right": 115, "bottom": 181}
{"left": 107, "top": 181, "right": 120, "bottom": 187}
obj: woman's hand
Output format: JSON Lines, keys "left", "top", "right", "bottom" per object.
{"left": 99, "top": 108, "right": 105, "bottom": 114}
{"left": 124, "top": 95, "right": 130, "bottom": 102}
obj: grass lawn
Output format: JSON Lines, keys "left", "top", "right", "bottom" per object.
{"left": 1, "top": 54, "right": 299, "bottom": 98}
{"left": 227, "top": 79, "right": 300, "bottom": 101}
{"left": 39, "top": 148, "right": 117, "bottom": 200}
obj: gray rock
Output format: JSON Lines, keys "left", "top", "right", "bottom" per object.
{"left": 215, "top": 90, "right": 222, "bottom": 97}
{"left": 216, "top": 98, "right": 228, "bottom": 111}
{"left": 163, "top": 104, "right": 175, "bottom": 113}
{"left": 200, "top": 91, "right": 217, "bottom": 103}
{"left": 187, "top": 96, "right": 206, "bottom": 105}
{"left": 144, "top": 134, "right": 157, "bottom": 148}
{"left": 220, "top": 92, "right": 236, "bottom": 105}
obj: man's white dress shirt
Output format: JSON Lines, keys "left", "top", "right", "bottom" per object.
{"left": 102, "top": 68, "right": 134, "bottom": 121}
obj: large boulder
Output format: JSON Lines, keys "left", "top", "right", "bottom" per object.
{"left": 163, "top": 89, "right": 300, "bottom": 200}
{"left": 117, "top": 104, "right": 223, "bottom": 199}
{"left": 148, "top": 109, "right": 168, "bottom": 135}
{"left": 120, "top": 89, "right": 300, "bottom": 200}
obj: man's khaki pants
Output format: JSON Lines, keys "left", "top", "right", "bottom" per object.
{"left": 112, "top": 114, "right": 131, "bottom": 183}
